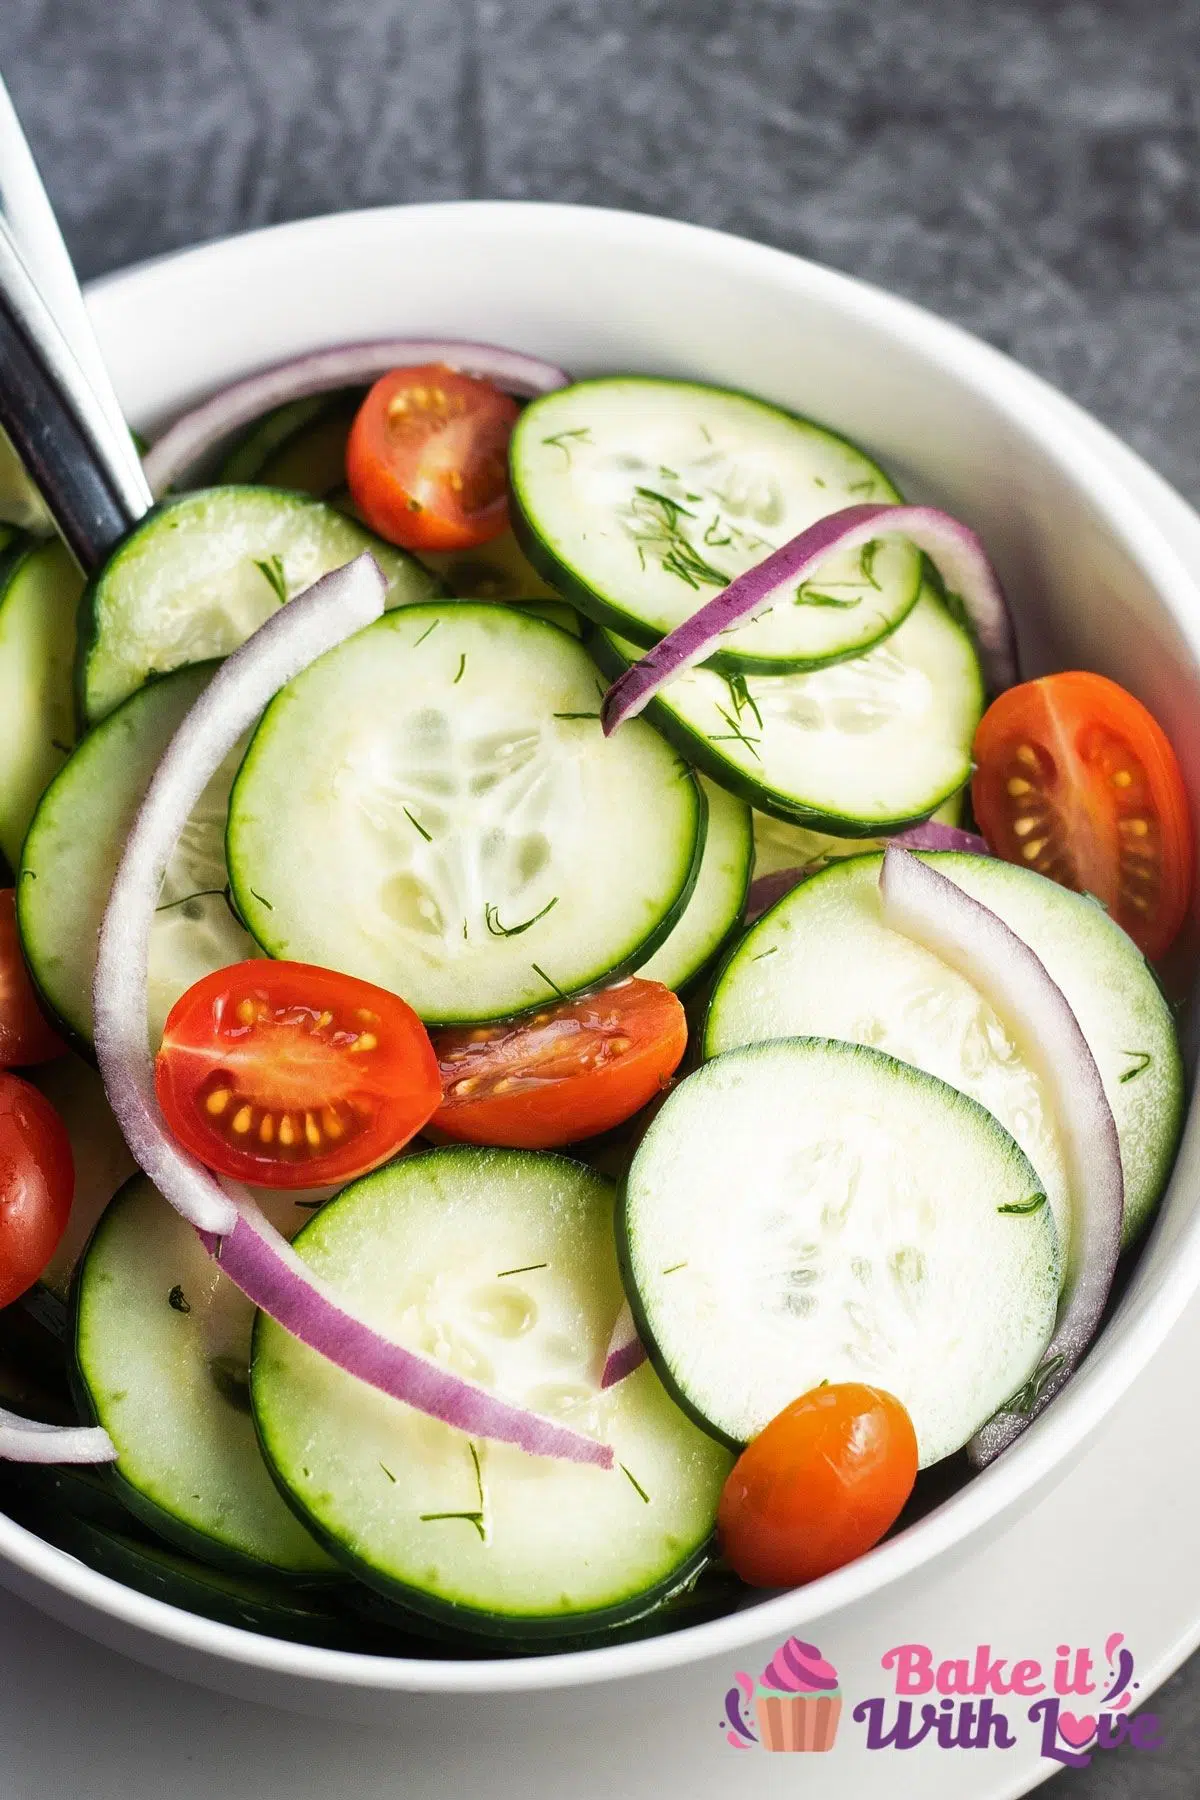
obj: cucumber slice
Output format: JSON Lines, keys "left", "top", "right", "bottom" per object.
{"left": 637, "top": 778, "right": 752, "bottom": 992}
{"left": 73, "top": 1175, "right": 337, "bottom": 1580}
{"left": 0, "top": 426, "right": 53, "bottom": 534}
{"left": 511, "top": 377, "right": 921, "bottom": 671}
{"left": 13, "top": 1506, "right": 359, "bottom": 1647}
{"left": 228, "top": 603, "right": 705, "bottom": 1024}
{"left": 19, "top": 662, "right": 256, "bottom": 1050}
{"left": 252, "top": 1147, "right": 732, "bottom": 1636}
{"left": 622, "top": 1040, "right": 1059, "bottom": 1465}
{"left": 27, "top": 1054, "right": 137, "bottom": 1312}
{"left": 704, "top": 853, "right": 1183, "bottom": 1253}
{"left": 76, "top": 487, "right": 442, "bottom": 725}
{"left": 421, "top": 529, "right": 561, "bottom": 603}
{"left": 0, "top": 540, "right": 83, "bottom": 867}
{"left": 752, "top": 794, "right": 963, "bottom": 879}
{"left": 592, "top": 582, "right": 984, "bottom": 832}
{"left": 217, "top": 394, "right": 359, "bottom": 492}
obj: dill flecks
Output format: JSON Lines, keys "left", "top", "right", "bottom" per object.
{"left": 531, "top": 961, "right": 566, "bottom": 999}
{"left": 751, "top": 946, "right": 778, "bottom": 962}
{"left": 711, "top": 703, "right": 762, "bottom": 761}
{"left": 725, "top": 672, "right": 762, "bottom": 731}
{"left": 485, "top": 897, "right": 559, "bottom": 937}
{"left": 1119, "top": 1051, "right": 1152, "bottom": 1083}
{"left": 404, "top": 807, "right": 433, "bottom": 842}
{"left": 620, "top": 1463, "right": 651, "bottom": 1505}
{"left": 496, "top": 1262, "right": 549, "bottom": 1278}
{"left": 553, "top": 711, "right": 601, "bottom": 720}
{"left": 418, "top": 1509, "right": 487, "bottom": 1543}
{"left": 249, "top": 888, "right": 273, "bottom": 911}
{"left": 413, "top": 619, "right": 441, "bottom": 647}
{"left": 253, "top": 555, "right": 289, "bottom": 604}
{"left": 453, "top": 653, "right": 467, "bottom": 685}
{"left": 859, "top": 538, "right": 882, "bottom": 590}
{"left": 542, "top": 427, "right": 593, "bottom": 464}
{"left": 626, "top": 487, "right": 730, "bottom": 591}
{"left": 996, "top": 1193, "right": 1047, "bottom": 1216}
{"left": 380, "top": 1462, "right": 397, "bottom": 1483}
{"left": 155, "top": 888, "right": 225, "bottom": 914}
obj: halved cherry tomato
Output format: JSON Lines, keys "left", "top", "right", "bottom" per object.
{"left": 154, "top": 961, "right": 442, "bottom": 1188}
{"left": 972, "top": 672, "right": 1193, "bottom": 959}
{"left": 718, "top": 1383, "right": 918, "bottom": 1588}
{"left": 345, "top": 365, "right": 520, "bottom": 552}
{"left": 0, "top": 889, "right": 64, "bottom": 1067}
{"left": 0, "top": 1073, "right": 73, "bottom": 1306}
{"left": 431, "top": 979, "right": 687, "bottom": 1150}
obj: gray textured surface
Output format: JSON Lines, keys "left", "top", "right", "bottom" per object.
{"left": 3, "top": 0, "right": 1200, "bottom": 1790}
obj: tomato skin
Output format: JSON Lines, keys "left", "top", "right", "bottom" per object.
{"left": 718, "top": 1384, "right": 918, "bottom": 1588}
{"left": 346, "top": 366, "right": 520, "bottom": 553}
{"left": 972, "top": 672, "right": 1193, "bottom": 960}
{"left": 0, "top": 1073, "right": 73, "bottom": 1306}
{"left": 0, "top": 890, "right": 65, "bottom": 1067}
{"left": 155, "top": 961, "right": 442, "bottom": 1188}
{"left": 431, "top": 980, "right": 688, "bottom": 1149}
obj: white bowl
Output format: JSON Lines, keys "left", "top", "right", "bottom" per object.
{"left": 5, "top": 201, "right": 1199, "bottom": 1719}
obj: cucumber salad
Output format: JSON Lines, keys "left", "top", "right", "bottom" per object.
{"left": 0, "top": 341, "right": 1189, "bottom": 1657}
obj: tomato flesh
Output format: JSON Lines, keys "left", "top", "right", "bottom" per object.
{"left": 0, "top": 1073, "right": 73, "bottom": 1306}
{"left": 972, "top": 672, "right": 1193, "bottom": 959}
{"left": 718, "top": 1383, "right": 918, "bottom": 1588}
{"left": 155, "top": 961, "right": 442, "bottom": 1188}
{"left": 431, "top": 979, "right": 688, "bottom": 1149}
{"left": 0, "top": 890, "right": 65, "bottom": 1067}
{"left": 345, "top": 365, "right": 520, "bottom": 552}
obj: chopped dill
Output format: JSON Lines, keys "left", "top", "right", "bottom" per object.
{"left": 725, "top": 672, "right": 762, "bottom": 731}
{"left": 553, "top": 711, "right": 601, "bottom": 720}
{"left": 249, "top": 888, "right": 273, "bottom": 911}
{"left": 542, "top": 427, "right": 592, "bottom": 464}
{"left": 496, "top": 1262, "right": 549, "bottom": 1278}
{"left": 620, "top": 1463, "right": 651, "bottom": 1505}
{"left": 155, "top": 887, "right": 225, "bottom": 914}
{"left": 531, "top": 961, "right": 566, "bottom": 998}
{"left": 485, "top": 896, "right": 559, "bottom": 937}
{"left": 453, "top": 653, "right": 467, "bottom": 685}
{"left": 1119, "top": 1051, "right": 1152, "bottom": 1084}
{"left": 414, "top": 619, "right": 440, "bottom": 647}
{"left": 253, "top": 554, "right": 289, "bottom": 604}
{"left": 751, "top": 946, "right": 778, "bottom": 961}
{"left": 661, "top": 1261, "right": 687, "bottom": 1275}
{"left": 996, "top": 1193, "right": 1047, "bottom": 1216}
{"left": 380, "top": 1463, "right": 397, "bottom": 1483}
{"left": 404, "top": 807, "right": 433, "bottom": 842}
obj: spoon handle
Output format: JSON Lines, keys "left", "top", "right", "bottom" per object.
{"left": 0, "top": 74, "right": 152, "bottom": 567}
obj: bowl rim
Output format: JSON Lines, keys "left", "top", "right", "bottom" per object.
{"left": 10, "top": 196, "right": 1200, "bottom": 1696}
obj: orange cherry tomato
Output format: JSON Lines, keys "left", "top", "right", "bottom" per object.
{"left": 154, "top": 961, "right": 442, "bottom": 1189}
{"left": 0, "top": 1073, "right": 73, "bottom": 1306}
{"left": 972, "top": 672, "right": 1193, "bottom": 959}
{"left": 430, "top": 979, "right": 687, "bottom": 1149}
{"left": 345, "top": 365, "right": 520, "bottom": 552}
{"left": 718, "top": 1383, "right": 918, "bottom": 1587}
{"left": 0, "top": 889, "right": 64, "bottom": 1067}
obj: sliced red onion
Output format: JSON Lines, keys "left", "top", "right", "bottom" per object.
{"left": 0, "top": 1410, "right": 115, "bottom": 1465}
{"left": 90, "top": 555, "right": 610, "bottom": 1470}
{"left": 744, "top": 865, "right": 816, "bottom": 922}
{"left": 601, "top": 504, "right": 1017, "bottom": 733}
{"left": 144, "top": 340, "right": 570, "bottom": 493}
{"left": 892, "top": 822, "right": 991, "bottom": 855}
{"left": 600, "top": 1300, "right": 647, "bottom": 1389}
{"left": 878, "top": 846, "right": 1122, "bottom": 1466}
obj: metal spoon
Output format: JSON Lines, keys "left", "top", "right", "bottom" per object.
{"left": 0, "top": 72, "right": 153, "bottom": 568}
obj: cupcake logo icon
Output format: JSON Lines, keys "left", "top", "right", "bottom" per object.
{"left": 723, "top": 1638, "right": 843, "bottom": 1752}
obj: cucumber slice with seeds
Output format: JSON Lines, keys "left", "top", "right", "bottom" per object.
{"left": 592, "top": 581, "right": 984, "bottom": 832}
{"left": 511, "top": 377, "right": 921, "bottom": 671}
{"left": 252, "top": 1147, "right": 732, "bottom": 1635}
{"left": 73, "top": 1175, "right": 337, "bottom": 1580}
{"left": 76, "top": 487, "right": 441, "bottom": 725}
{"left": 705, "top": 852, "right": 1183, "bottom": 1252}
{"left": 637, "top": 778, "right": 752, "bottom": 992}
{"left": 228, "top": 603, "right": 705, "bottom": 1023}
{"left": 622, "top": 1039, "right": 1059, "bottom": 1465}
{"left": 19, "top": 662, "right": 256, "bottom": 1051}
{"left": 0, "top": 539, "right": 83, "bottom": 867}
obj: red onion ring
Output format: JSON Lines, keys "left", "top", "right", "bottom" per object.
{"left": 90, "top": 555, "right": 610, "bottom": 1470}
{"left": 143, "top": 339, "right": 571, "bottom": 494}
{"left": 600, "top": 1300, "right": 646, "bottom": 1389}
{"left": 879, "top": 847, "right": 1123, "bottom": 1466}
{"left": 0, "top": 1410, "right": 115, "bottom": 1465}
{"left": 744, "top": 865, "right": 817, "bottom": 922}
{"left": 891, "top": 822, "right": 991, "bottom": 855}
{"left": 601, "top": 504, "right": 1017, "bottom": 733}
